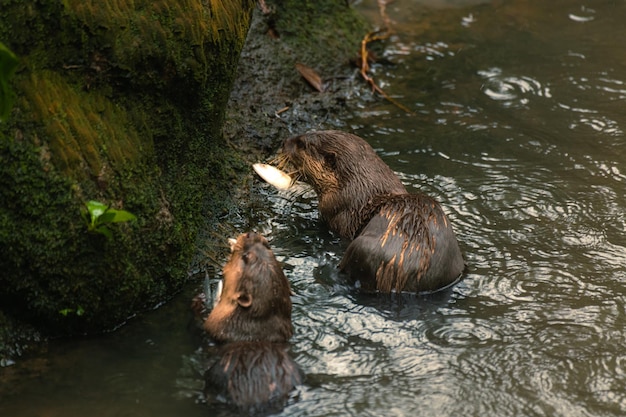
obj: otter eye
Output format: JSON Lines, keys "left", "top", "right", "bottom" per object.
{"left": 324, "top": 152, "right": 337, "bottom": 169}
{"left": 294, "top": 137, "right": 306, "bottom": 149}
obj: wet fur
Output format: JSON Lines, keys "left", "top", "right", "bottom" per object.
{"left": 205, "top": 341, "right": 302, "bottom": 415}
{"left": 204, "top": 233, "right": 293, "bottom": 343}
{"left": 282, "top": 130, "right": 406, "bottom": 239}
{"left": 282, "top": 130, "right": 465, "bottom": 293}
{"left": 203, "top": 232, "right": 301, "bottom": 413}
{"left": 340, "top": 194, "right": 464, "bottom": 293}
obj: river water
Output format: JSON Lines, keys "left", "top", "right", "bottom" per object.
{"left": 2, "top": 0, "right": 626, "bottom": 416}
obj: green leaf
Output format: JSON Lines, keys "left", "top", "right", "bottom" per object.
{"left": 59, "top": 306, "right": 85, "bottom": 316}
{"left": 97, "top": 211, "right": 117, "bottom": 224}
{"left": 95, "top": 225, "right": 113, "bottom": 239}
{"left": 84, "top": 200, "right": 136, "bottom": 237}
{"left": 0, "top": 42, "right": 18, "bottom": 123}
{"left": 106, "top": 209, "right": 137, "bottom": 223}
{"left": 86, "top": 200, "right": 108, "bottom": 222}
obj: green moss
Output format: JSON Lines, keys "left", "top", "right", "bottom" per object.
{"left": 62, "top": 0, "right": 252, "bottom": 87}
{"left": 271, "top": 0, "right": 367, "bottom": 71}
{"left": 0, "top": 0, "right": 255, "bottom": 337}
{"left": 19, "top": 70, "right": 147, "bottom": 178}
{"left": 0, "top": 127, "right": 170, "bottom": 334}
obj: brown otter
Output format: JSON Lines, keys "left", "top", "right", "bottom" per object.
{"left": 203, "top": 232, "right": 302, "bottom": 413}
{"left": 281, "top": 130, "right": 465, "bottom": 293}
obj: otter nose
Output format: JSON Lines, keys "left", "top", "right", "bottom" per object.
{"left": 282, "top": 137, "right": 296, "bottom": 155}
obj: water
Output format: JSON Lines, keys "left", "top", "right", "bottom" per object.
{"left": 3, "top": 0, "right": 626, "bottom": 416}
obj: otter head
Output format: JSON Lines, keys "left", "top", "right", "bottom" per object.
{"left": 281, "top": 130, "right": 407, "bottom": 238}
{"left": 204, "top": 232, "right": 293, "bottom": 344}
{"left": 281, "top": 131, "right": 345, "bottom": 196}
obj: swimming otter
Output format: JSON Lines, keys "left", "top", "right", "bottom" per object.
{"left": 281, "top": 130, "right": 465, "bottom": 293}
{"left": 203, "top": 232, "right": 302, "bottom": 413}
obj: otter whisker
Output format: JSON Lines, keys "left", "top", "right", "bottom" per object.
{"left": 194, "top": 223, "right": 239, "bottom": 273}
{"left": 268, "top": 154, "right": 284, "bottom": 166}
{"left": 205, "top": 229, "right": 239, "bottom": 248}
{"left": 275, "top": 155, "right": 292, "bottom": 172}
{"left": 282, "top": 184, "right": 310, "bottom": 200}
{"left": 285, "top": 169, "right": 301, "bottom": 180}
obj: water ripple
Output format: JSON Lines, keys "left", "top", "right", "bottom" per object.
{"left": 425, "top": 317, "right": 503, "bottom": 348}
{"left": 479, "top": 68, "right": 551, "bottom": 108}
{"left": 568, "top": 5, "right": 596, "bottom": 23}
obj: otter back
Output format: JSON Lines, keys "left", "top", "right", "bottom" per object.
{"left": 205, "top": 341, "right": 302, "bottom": 415}
{"left": 339, "top": 194, "right": 465, "bottom": 293}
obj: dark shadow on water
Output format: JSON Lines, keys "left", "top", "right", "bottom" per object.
{"left": 350, "top": 285, "right": 459, "bottom": 320}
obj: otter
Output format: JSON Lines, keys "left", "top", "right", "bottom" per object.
{"left": 202, "top": 232, "right": 302, "bottom": 414}
{"left": 281, "top": 130, "right": 465, "bottom": 294}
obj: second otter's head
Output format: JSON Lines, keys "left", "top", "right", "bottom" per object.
{"left": 281, "top": 130, "right": 406, "bottom": 238}
{"left": 204, "top": 232, "right": 293, "bottom": 344}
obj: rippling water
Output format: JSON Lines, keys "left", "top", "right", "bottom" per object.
{"left": 3, "top": 1, "right": 626, "bottom": 416}
{"left": 333, "top": 1, "right": 626, "bottom": 415}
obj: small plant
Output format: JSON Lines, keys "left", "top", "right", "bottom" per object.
{"left": 59, "top": 306, "right": 85, "bottom": 317}
{"left": 82, "top": 200, "right": 136, "bottom": 238}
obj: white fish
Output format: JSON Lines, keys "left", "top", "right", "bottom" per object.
{"left": 252, "top": 163, "right": 293, "bottom": 190}
{"left": 203, "top": 272, "right": 223, "bottom": 309}
{"left": 213, "top": 279, "right": 223, "bottom": 308}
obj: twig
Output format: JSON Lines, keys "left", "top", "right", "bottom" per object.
{"left": 356, "top": 0, "right": 413, "bottom": 114}
{"left": 358, "top": 31, "right": 413, "bottom": 114}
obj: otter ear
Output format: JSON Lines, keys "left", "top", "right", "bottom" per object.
{"left": 236, "top": 292, "right": 253, "bottom": 308}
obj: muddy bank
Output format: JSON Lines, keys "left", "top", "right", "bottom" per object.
{"left": 222, "top": 1, "right": 371, "bottom": 152}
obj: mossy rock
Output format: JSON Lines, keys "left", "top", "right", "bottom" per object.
{"left": 0, "top": 0, "right": 254, "bottom": 336}
{"left": 271, "top": 0, "right": 366, "bottom": 70}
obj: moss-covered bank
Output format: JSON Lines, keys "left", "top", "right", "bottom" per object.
{"left": 0, "top": 0, "right": 370, "bottom": 364}
{"left": 0, "top": 0, "right": 255, "bottom": 339}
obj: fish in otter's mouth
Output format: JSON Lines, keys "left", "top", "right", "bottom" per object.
{"left": 252, "top": 163, "right": 293, "bottom": 190}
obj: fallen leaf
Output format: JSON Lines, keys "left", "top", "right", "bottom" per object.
{"left": 295, "top": 63, "right": 324, "bottom": 92}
